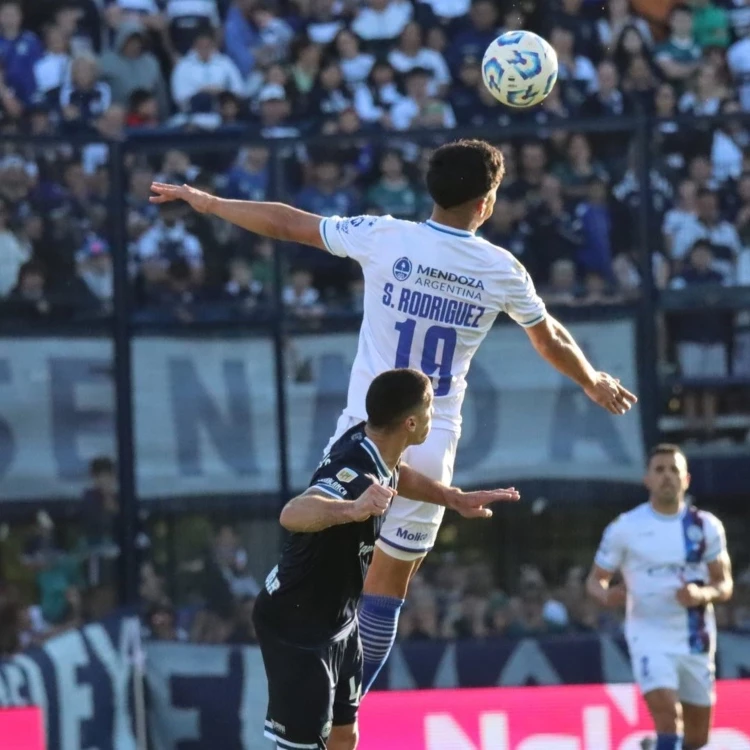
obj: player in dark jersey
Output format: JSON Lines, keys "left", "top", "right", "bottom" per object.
{"left": 253, "top": 369, "right": 519, "bottom": 750}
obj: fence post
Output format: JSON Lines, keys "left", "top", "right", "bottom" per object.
{"left": 270, "top": 145, "right": 291, "bottom": 513}
{"left": 634, "top": 114, "right": 661, "bottom": 450}
{"left": 110, "top": 140, "right": 139, "bottom": 605}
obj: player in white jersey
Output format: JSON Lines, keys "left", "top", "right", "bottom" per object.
{"left": 587, "top": 444, "right": 733, "bottom": 750}
{"left": 150, "top": 139, "right": 637, "bottom": 697}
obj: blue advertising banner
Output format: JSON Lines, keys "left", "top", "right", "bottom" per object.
{"left": 2, "top": 613, "right": 748, "bottom": 750}
{"left": 0, "top": 318, "right": 644, "bottom": 501}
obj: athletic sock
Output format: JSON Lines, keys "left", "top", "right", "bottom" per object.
{"left": 655, "top": 734, "right": 683, "bottom": 750}
{"left": 359, "top": 594, "right": 405, "bottom": 694}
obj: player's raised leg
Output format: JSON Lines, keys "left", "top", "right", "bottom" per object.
{"left": 360, "top": 427, "right": 457, "bottom": 694}
{"left": 642, "top": 688, "right": 684, "bottom": 750}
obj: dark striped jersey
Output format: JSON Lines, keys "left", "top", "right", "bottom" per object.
{"left": 253, "top": 422, "right": 398, "bottom": 645}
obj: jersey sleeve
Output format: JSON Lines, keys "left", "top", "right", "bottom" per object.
{"left": 594, "top": 516, "right": 627, "bottom": 572}
{"left": 703, "top": 513, "right": 727, "bottom": 563}
{"left": 503, "top": 261, "right": 547, "bottom": 328}
{"left": 309, "top": 459, "right": 374, "bottom": 501}
{"left": 318, "top": 215, "right": 390, "bottom": 267}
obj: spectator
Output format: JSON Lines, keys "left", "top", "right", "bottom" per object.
{"left": 506, "top": 566, "right": 569, "bottom": 637}
{"left": 732, "top": 172, "right": 750, "bottom": 245}
{"left": 351, "top": 0, "right": 413, "bottom": 45}
{"left": 448, "top": 54, "right": 483, "bottom": 126}
{"left": 333, "top": 29, "right": 374, "bottom": 86}
{"left": 170, "top": 29, "right": 244, "bottom": 111}
{"left": 483, "top": 196, "right": 530, "bottom": 262}
{"left": 256, "top": 83, "right": 300, "bottom": 138}
{"left": 654, "top": 4, "right": 702, "bottom": 84}
{"left": 678, "top": 63, "right": 725, "bottom": 116}
{"left": 126, "top": 87, "right": 159, "bottom": 128}
{"left": 21, "top": 512, "right": 83, "bottom": 635}
{"left": 135, "top": 201, "right": 204, "bottom": 292}
{"left": 223, "top": 256, "right": 265, "bottom": 316}
{"left": 691, "top": 0, "right": 730, "bottom": 50}
{"left": 672, "top": 188, "right": 742, "bottom": 280}
{"left": 543, "top": 258, "right": 579, "bottom": 306}
{"left": 556, "top": 133, "right": 609, "bottom": 202}
{"left": 446, "top": 0, "right": 498, "bottom": 73}
{"left": 59, "top": 53, "right": 112, "bottom": 128}
{"left": 663, "top": 178, "right": 698, "bottom": 256}
{"left": 145, "top": 603, "right": 189, "bottom": 641}
{"left": 75, "top": 233, "right": 114, "bottom": 313}
{"left": 612, "top": 24, "right": 652, "bottom": 80}
{"left": 353, "top": 59, "right": 402, "bottom": 125}
{"left": 597, "top": 0, "right": 652, "bottom": 54}
{"left": 221, "top": 146, "right": 269, "bottom": 201}
{"left": 0, "top": 586, "right": 21, "bottom": 656}
{"left": 296, "top": 157, "right": 358, "bottom": 217}
{"left": 727, "top": 19, "right": 750, "bottom": 111}
{"left": 165, "top": 0, "right": 220, "bottom": 56}
{"left": 3, "top": 261, "right": 54, "bottom": 321}
{"left": 549, "top": 26, "right": 598, "bottom": 111}
{"left": 306, "top": 0, "right": 345, "bottom": 45}
{"left": 282, "top": 267, "right": 325, "bottom": 318}
{"left": 669, "top": 240, "right": 730, "bottom": 434}
{"left": 390, "top": 66, "right": 456, "bottom": 130}
{"left": 576, "top": 176, "right": 614, "bottom": 280}
{"left": 99, "top": 20, "right": 169, "bottom": 119}
{"left": 34, "top": 24, "right": 72, "bottom": 96}
{"left": 0, "top": 0, "right": 43, "bottom": 105}
{"left": 712, "top": 99, "right": 747, "bottom": 183}
{"left": 0, "top": 196, "right": 29, "bottom": 296}
{"left": 308, "top": 60, "right": 353, "bottom": 124}
{"left": 366, "top": 150, "right": 417, "bottom": 218}
{"left": 388, "top": 21, "right": 451, "bottom": 96}
{"left": 547, "top": 0, "right": 599, "bottom": 62}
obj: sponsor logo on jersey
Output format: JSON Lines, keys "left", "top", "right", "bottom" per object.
{"left": 271, "top": 721, "right": 286, "bottom": 735}
{"left": 322, "top": 721, "right": 333, "bottom": 738}
{"left": 336, "top": 468, "right": 358, "bottom": 483}
{"left": 417, "top": 265, "right": 485, "bottom": 290}
{"left": 393, "top": 257, "right": 412, "bottom": 281}
{"left": 359, "top": 542, "right": 375, "bottom": 557}
{"left": 318, "top": 477, "right": 347, "bottom": 495}
{"left": 396, "top": 527, "right": 429, "bottom": 543}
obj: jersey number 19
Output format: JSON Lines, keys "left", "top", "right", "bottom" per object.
{"left": 394, "top": 319, "right": 456, "bottom": 396}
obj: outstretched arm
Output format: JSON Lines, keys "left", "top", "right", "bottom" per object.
{"left": 150, "top": 183, "right": 326, "bottom": 249}
{"left": 398, "top": 463, "right": 519, "bottom": 519}
{"left": 525, "top": 315, "right": 637, "bottom": 415}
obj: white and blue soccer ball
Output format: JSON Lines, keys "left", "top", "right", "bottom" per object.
{"left": 481, "top": 30, "right": 558, "bottom": 108}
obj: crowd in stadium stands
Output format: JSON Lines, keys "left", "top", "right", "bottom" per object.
{"left": 0, "top": 0, "right": 747, "bottom": 326}
{"left": 3, "top": 0, "right": 750, "bottom": 647}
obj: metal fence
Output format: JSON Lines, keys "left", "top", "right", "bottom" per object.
{"left": 2, "top": 112, "right": 750, "bottom": 602}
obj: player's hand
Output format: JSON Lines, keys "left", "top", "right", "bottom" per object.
{"left": 150, "top": 183, "right": 215, "bottom": 214}
{"left": 584, "top": 372, "right": 638, "bottom": 416}
{"left": 349, "top": 485, "right": 395, "bottom": 523}
{"left": 446, "top": 487, "right": 520, "bottom": 519}
{"left": 603, "top": 584, "right": 627, "bottom": 608}
{"left": 676, "top": 583, "right": 707, "bottom": 608}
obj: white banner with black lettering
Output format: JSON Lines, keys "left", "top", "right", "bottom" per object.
{"left": 0, "top": 320, "right": 644, "bottom": 501}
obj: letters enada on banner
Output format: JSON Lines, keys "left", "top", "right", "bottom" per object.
{"left": 0, "top": 319, "right": 643, "bottom": 501}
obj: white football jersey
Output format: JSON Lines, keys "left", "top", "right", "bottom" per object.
{"left": 320, "top": 215, "right": 546, "bottom": 429}
{"left": 595, "top": 502, "right": 727, "bottom": 655}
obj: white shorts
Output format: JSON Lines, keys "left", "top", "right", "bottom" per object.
{"left": 631, "top": 650, "right": 716, "bottom": 707}
{"left": 325, "top": 414, "right": 459, "bottom": 561}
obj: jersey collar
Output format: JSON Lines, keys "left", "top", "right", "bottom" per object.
{"left": 361, "top": 437, "right": 391, "bottom": 480}
{"left": 424, "top": 219, "right": 474, "bottom": 238}
{"left": 647, "top": 503, "right": 687, "bottom": 521}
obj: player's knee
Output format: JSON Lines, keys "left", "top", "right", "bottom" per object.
{"left": 647, "top": 692, "right": 682, "bottom": 734}
{"left": 327, "top": 722, "right": 358, "bottom": 750}
{"left": 363, "top": 547, "right": 417, "bottom": 598}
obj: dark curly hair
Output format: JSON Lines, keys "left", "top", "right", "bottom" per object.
{"left": 426, "top": 139, "right": 505, "bottom": 209}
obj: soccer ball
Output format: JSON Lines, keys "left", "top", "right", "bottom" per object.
{"left": 481, "top": 31, "right": 558, "bottom": 109}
